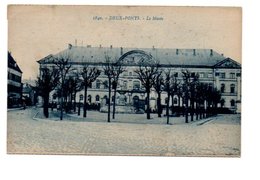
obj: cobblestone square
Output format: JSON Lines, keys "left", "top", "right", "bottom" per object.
{"left": 7, "top": 108, "right": 240, "bottom": 156}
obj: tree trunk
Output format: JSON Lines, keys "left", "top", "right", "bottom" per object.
{"left": 166, "top": 93, "right": 170, "bottom": 124}
{"left": 182, "top": 98, "right": 185, "bottom": 117}
{"left": 196, "top": 102, "right": 199, "bottom": 120}
{"left": 185, "top": 97, "right": 189, "bottom": 123}
{"left": 112, "top": 87, "right": 117, "bottom": 119}
{"left": 69, "top": 91, "right": 73, "bottom": 112}
{"left": 199, "top": 102, "right": 202, "bottom": 119}
{"left": 157, "top": 92, "right": 162, "bottom": 117}
{"left": 43, "top": 94, "right": 49, "bottom": 118}
{"left": 171, "top": 94, "right": 174, "bottom": 115}
{"left": 146, "top": 91, "right": 151, "bottom": 119}
{"left": 178, "top": 95, "right": 181, "bottom": 116}
{"left": 83, "top": 85, "right": 88, "bottom": 118}
{"left": 107, "top": 78, "right": 111, "bottom": 122}
{"left": 60, "top": 81, "right": 64, "bottom": 120}
{"left": 203, "top": 100, "right": 206, "bottom": 118}
{"left": 191, "top": 99, "right": 194, "bottom": 122}
{"left": 78, "top": 101, "right": 81, "bottom": 116}
{"left": 206, "top": 101, "right": 210, "bottom": 118}
{"left": 73, "top": 91, "right": 77, "bottom": 112}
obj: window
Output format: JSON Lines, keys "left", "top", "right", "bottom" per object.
{"left": 9, "top": 73, "right": 21, "bottom": 82}
{"left": 96, "top": 95, "right": 100, "bottom": 102}
{"left": 207, "top": 73, "right": 213, "bottom": 78}
{"left": 123, "top": 71, "right": 128, "bottom": 76}
{"left": 236, "top": 73, "right": 241, "bottom": 77}
{"left": 208, "top": 83, "right": 213, "bottom": 91}
{"left": 215, "top": 72, "right": 219, "bottom": 76}
{"left": 103, "top": 95, "right": 108, "bottom": 104}
{"left": 174, "top": 73, "right": 178, "bottom": 77}
{"left": 221, "top": 84, "right": 225, "bottom": 93}
{"left": 89, "top": 82, "right": 92, "bottom": 88}
{"left": 165, "top": 97, "right": 168, "bottom": 104}
{"left": 112, "top": 96, "right": 115, "bottom": 102}
{"left": 230, "top": 73, "right": 235, "bottom": 79}
{"left": 103, "top": 80, "right": 108, "bottom": 89}
{"left": 220, "top": 99, "right": 225, "bottom": 107}
{"left": 230, "top": 84, "right": 235, "bottom": 93}
{"left": 230, "top": 99, "right": 235, "bottom": 107}
{"left": 88, "top": 95, "right": 92, "bottom": 103}
{"left": 129, "top": 71, "right": 132, "bottom": 76}
{"left": 220, "top": 73, "right": 226, "bottom": 78}
{"left": 133, "top": 80, "right": 140, "bottom": 90}
{"left": 53, "top": 94, "right": 57, "bottom": 100}
{"left": 79, "top": 94, "right": 83, "bottom": 101}
{"left": 96, "top": 80, "right": 100, "bottom": 89}
{"left": 123, "top": 81, "right": 128, "bottom": 90}
{"left": 174, "top": 98, "right": 178, "bottom": 104}
{"left": 199, "top": 73, "right": 205, "bottom": 78}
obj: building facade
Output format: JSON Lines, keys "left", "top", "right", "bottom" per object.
{"left": 37, "top": 44, "right": 241, "bottom": 113}
{"left": 8, "top": 52, "right": 23, "bottom": 108}
{"left": 22, "top": 82, "right": 37, "bottom": 106}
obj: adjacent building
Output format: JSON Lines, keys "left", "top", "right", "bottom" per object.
{"left": 37, "top": 44, "right": 241, "bottom": 113}
{"left": 8, "top": 52, "right": 23, "bottom": 108}
{"left": 22, "top": 81, "right": 37, "bottom": 106}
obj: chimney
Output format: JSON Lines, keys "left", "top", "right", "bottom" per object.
{"left": 193, "top": 49, "right": 196, "bottom": 56}
{"left": 221, "top": 53, "right": 224, "bottom": 56}
{"left": 152, "top": 45, "right": 155, "bottom": 50}
{"left": 68, "top": 44, "right": 72, "bottom": 49}
{"left": 99, "top": 44, "right": 102, "bottom": 48}
{"left": 87, "top": 45, "right": 91, "bottom": 48}
{"left": 120, "top": 47, "right": 123, "bottom": 55}
{"left": 75, "top": 39, "right": 77, "bottom": 46}
{"left": 210, "top": 49, "right": 213, "bottom": 56}
{"left": 110, "top": 45, "right": 113, "bottom": 49}
{"left": 176, "top": 49, "right": 179, "bottom": 55}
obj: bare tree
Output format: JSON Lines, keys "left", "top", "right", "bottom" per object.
{"left": 170, "top": 73, "right": 180, "bottom": 116}
{"left": 182, "top": 70, "right": 191, "bottom": 123}
{"left": 195, "top": 82, "right": 206, "bottom": 120}
{"left": 62, "top": 77, "right": 75, "bottom": 113}
{"left": 53, "top": 56, "right": 72, "bottom": 120}
{"left": 134, "top": 61, "right": 159, "bottom": 119}
{"left": 190, "top": 73, "right": 199, "bottom": 122}
{"left": 153, "top": 70, "right": 164, "bottom": 117}
{"left": 80, "top": 65, "right": 101, "bottom": 118}
{"left": 36, "top": 67, "right": 60, "bottom": 118}
{"left": 70, "top": 72, "right": 83, "bottom": 113}
{"left": 181, "top": 69, "right": 199, "bottom": 123}
{"left": 111, "top": 62, "right": 125, "bottom": 119}
{"left": 103, "top": 55, "right": 114, "bottom": 122}
{"left": 163, "top": 69, "right": 174, "bottom": 124}
{"left": 207, "top": 86, "right": 221, "bottom": 116}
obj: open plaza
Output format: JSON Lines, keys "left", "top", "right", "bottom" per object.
{"left": 7, "top": 108, "right": 240, "bottom": 156}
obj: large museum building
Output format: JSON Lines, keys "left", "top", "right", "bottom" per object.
{"left": 38, "top": 44, "right": 241, "bottom": 113}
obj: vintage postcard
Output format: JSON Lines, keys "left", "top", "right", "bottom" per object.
{"left": 7, "top": 5, "right": 241, "bottom": 156}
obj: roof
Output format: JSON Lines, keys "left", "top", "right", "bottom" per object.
{"left": 8, "top": 52, "right": 22, "bottom": 73}
{"left": 37, "top": 45, "right": 240, "bottom": 68}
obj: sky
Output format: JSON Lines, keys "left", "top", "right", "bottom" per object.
{"left": 8, "top": 5, "right": 242, "bottom": 80}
